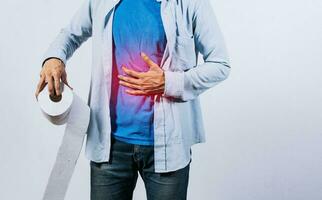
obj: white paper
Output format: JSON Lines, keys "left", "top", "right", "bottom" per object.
{"left": 38, "top": 83, "right": 90, "bottom": 200}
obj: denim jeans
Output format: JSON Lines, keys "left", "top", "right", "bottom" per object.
{"left": 90, "top": 137, "right": 190, "bottom": 200}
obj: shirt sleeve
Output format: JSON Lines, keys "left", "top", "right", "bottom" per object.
{"left": 163, "top": 0, "right": 231, "bottom": 101}
{"left": 42, "top": 0, "right": 93, "bottom": 67}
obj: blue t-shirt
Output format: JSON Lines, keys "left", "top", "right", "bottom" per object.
{"left": 109, "top": 0, "right": 167, "bottom": 145}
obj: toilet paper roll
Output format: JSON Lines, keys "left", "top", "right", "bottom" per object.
{"left": 38, "top": 83, "right": 90, "bottom": 200}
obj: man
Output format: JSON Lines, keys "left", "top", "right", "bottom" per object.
{"left": 35, "top": 0, "right": 230, "bottom": 199}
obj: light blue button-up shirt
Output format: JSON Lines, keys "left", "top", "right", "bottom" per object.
{"left": 42, "top": 0, "right": 231, "bottom": 172}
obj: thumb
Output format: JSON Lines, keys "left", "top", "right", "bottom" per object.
{"left": 141, "top": 52, "right": 160, "bottom": 70}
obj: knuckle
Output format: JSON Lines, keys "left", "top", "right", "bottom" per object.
{"left": 46, "top": 72, "right": 53, "bottom": 80}
{"left": 57, "top": 68, "right": 63, "bottom": 74}
{"left": 52, "top": 71, "right": 60, "bottom": 77}
{"left": 45, "top": 71, "right": 52, "bottom": 77}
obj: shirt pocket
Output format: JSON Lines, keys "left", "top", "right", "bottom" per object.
{"left": 170, "top": 34, "right": 197, "bottom": 72}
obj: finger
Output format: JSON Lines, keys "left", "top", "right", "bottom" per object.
{"left": 53, "top": 74, "right": 61, "bottom": 96}
{"left": 122, "top": 66, "right": 142, "bottom": 78}
{"left": 126, "top": 88, "right": 164, "bottom": 96}
{"left": 140, "top": 52, "right": 159, "bottom": 68}
{"left": 125, "top": 89, "right": 147, "bottom": 96}
{"left": 61, "top": 72, "right": 73, "bottom": 90}
{"left": 119, "top": 80, "right": 143, "bottom": 90}
{"left": 118, "top": 75, "right": 141, "bottom": 85}
{"left": 35, "top": 75, "right": 46, "bottom": 99}
{"left": 46, "top": 75, "right": 55, "bottom": 96}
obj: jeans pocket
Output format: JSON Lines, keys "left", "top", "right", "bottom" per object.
{"left": 90, "top": 160, "right": 111, "bottom": 170}
{"left": 90, "top": 160, "right": 99, "bottom": 168}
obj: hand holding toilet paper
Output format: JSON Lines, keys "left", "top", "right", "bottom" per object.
{"left": 37, "top": 83, "right": 90, "bottom": 200}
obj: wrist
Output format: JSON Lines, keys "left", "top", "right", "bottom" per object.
{"left": 42, "top": 57, "right": 64, "bottom": 68}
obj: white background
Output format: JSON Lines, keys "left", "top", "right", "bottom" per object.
{"left": 0, "top": 0, "right": 322, "bottom": 199}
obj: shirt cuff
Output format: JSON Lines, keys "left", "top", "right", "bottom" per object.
{"left": 162, "top": 70, "right": 185, "bottom": 98}
{"left": 41, "top": 50, "right": 67, "bottom": 67}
